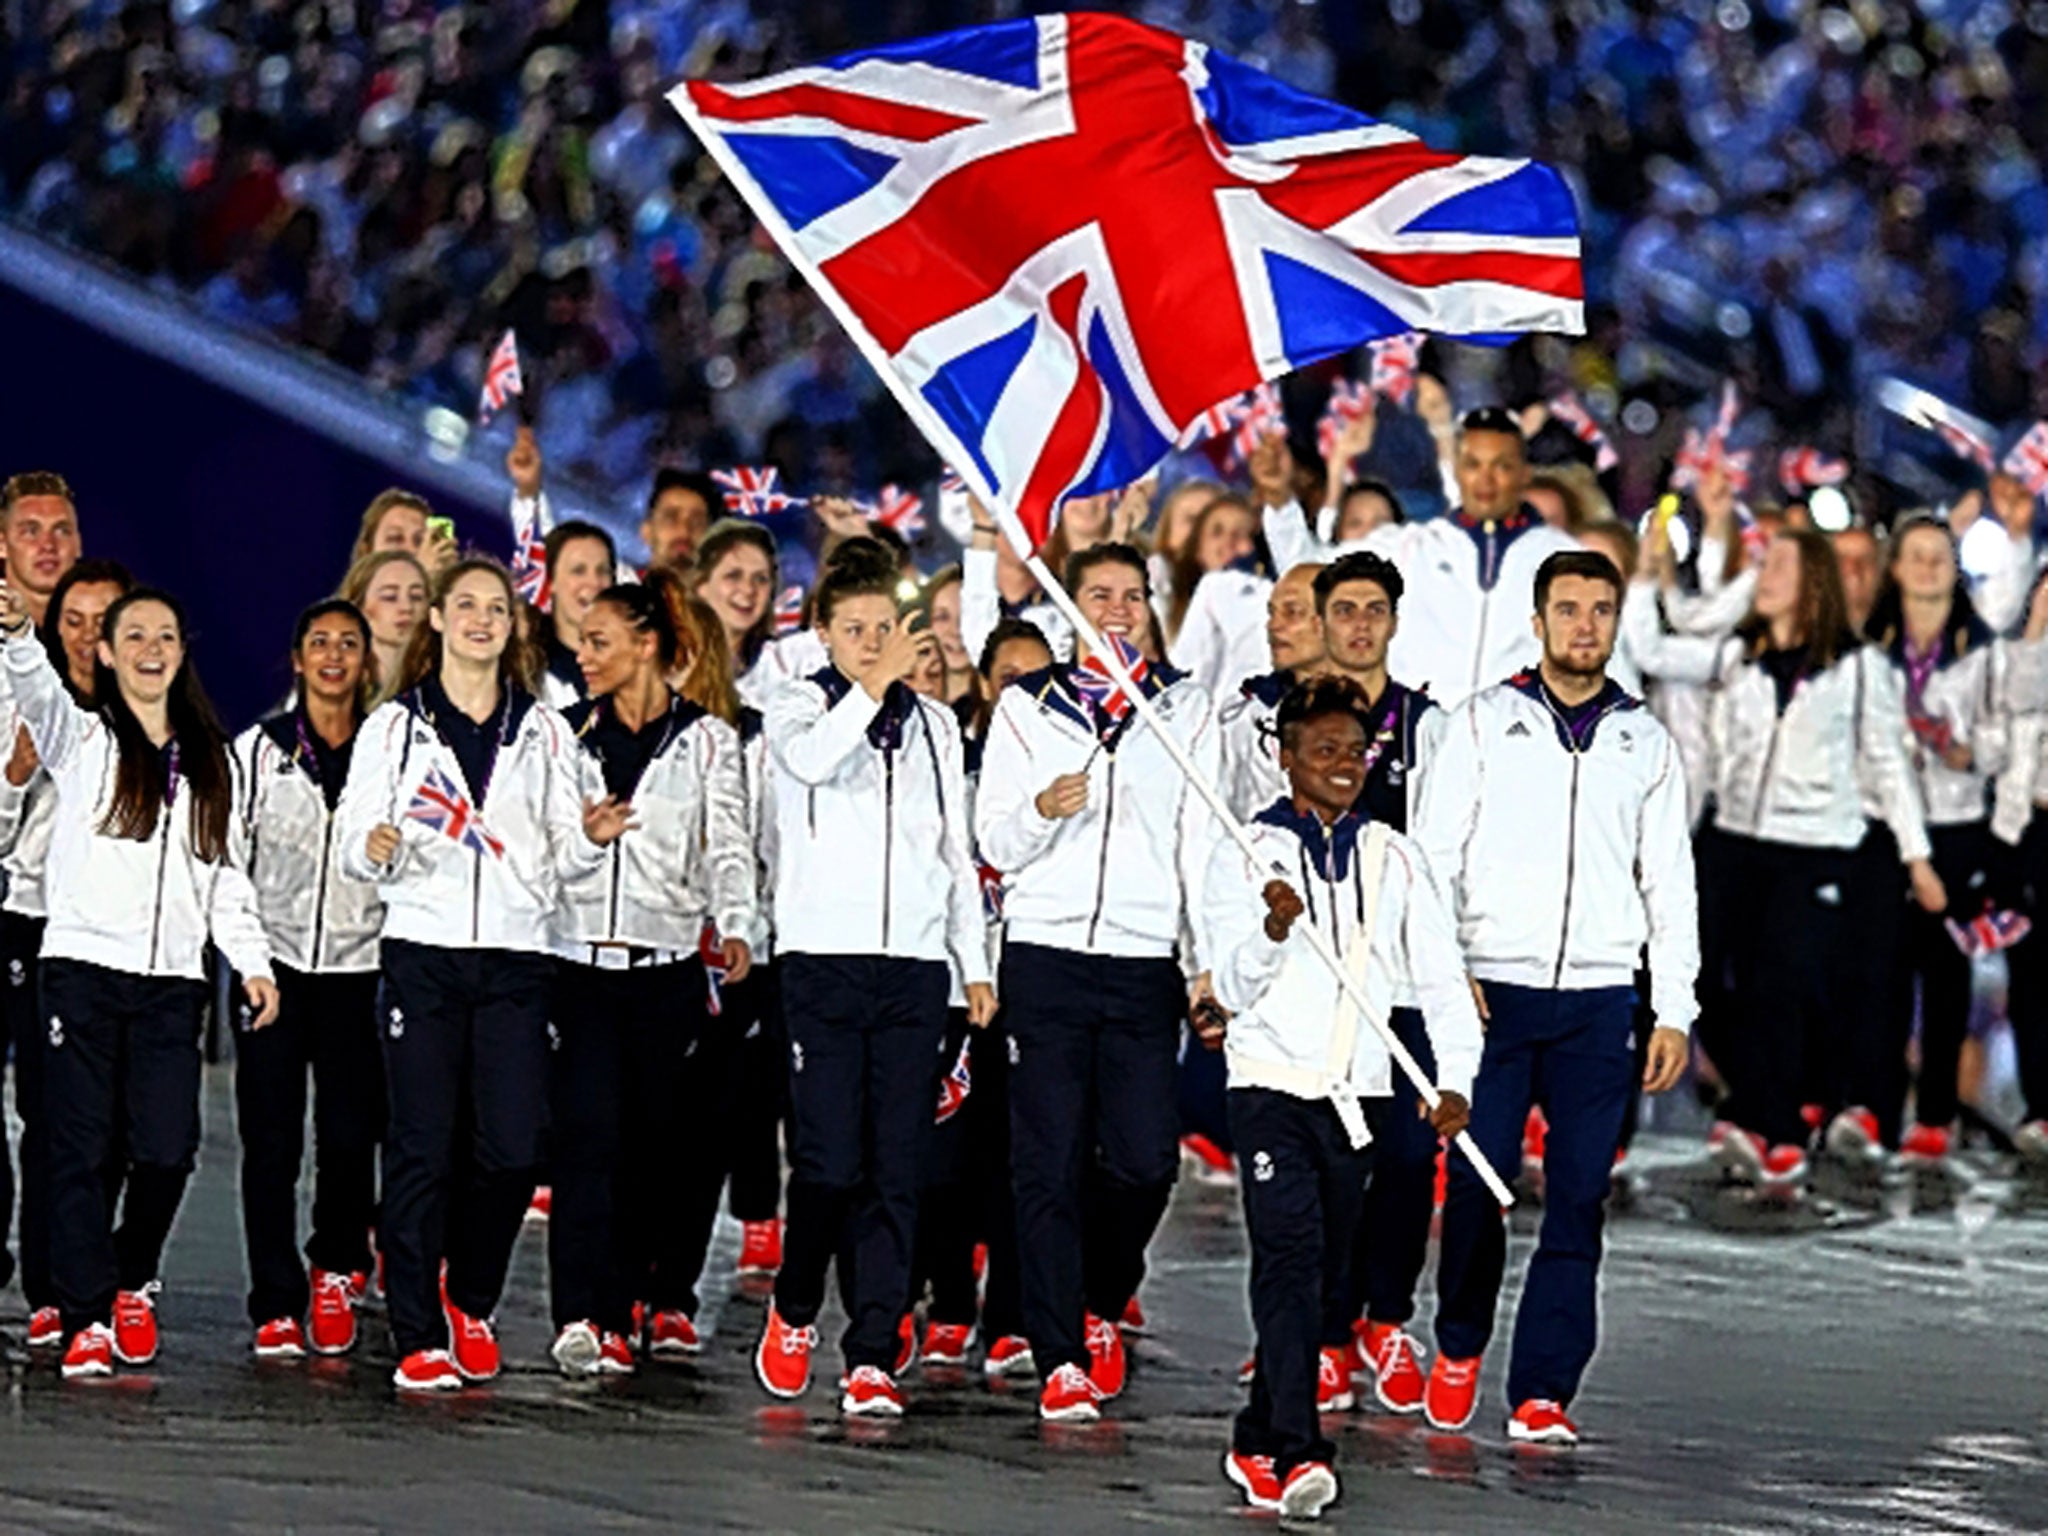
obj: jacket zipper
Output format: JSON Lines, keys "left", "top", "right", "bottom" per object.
{"left": 1086, "top": 756, "right": 1116, "bottom": 947}
{"left": 1471, "top": 524, "right": 1497, "bottom": 696}
{"left": 881, "top": 745, "right": 895, "bottom": 951}
{"left": 146, "top": 823, "right": 170, "bottom": 973}
{"left": 606, "top": 842, "right": 623, "bottom": 941}
{"left": 471, "top": 847, "right": 482, "bottom": 944}
{"left": 1534, "top": 692, "right": 1620, "bottom": 987}
{"left": 311, "top": 809, "right": 333, "bottom": 965}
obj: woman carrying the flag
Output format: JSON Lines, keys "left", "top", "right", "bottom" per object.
{"left": 752, "top": 538, "right": 994, "bottom": 1418}
{"left": 0, "top": 577, "right": 278, "bottom": 1380}
{"left": 544, "top": 567, "right": 754, "bottom": 1376}
{"left": 336, "top": 557, "right": 630, "bottom": 1393}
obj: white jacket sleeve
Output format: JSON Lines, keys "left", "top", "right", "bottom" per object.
{"left": 1858, "top": 649, "right": 1934, "bottom": 864}
{"left": 1173, "top": 692, "right": 1228, "bottom": 970}
{"left": 1261, "top": 499, "right": 1329, "bottom": 576}
{"left": 975, "top": 689, "right": 1063, "bottom": 874}
{"left": 932, "top": 709, "right": 993, "bottom": 989}
{"left": 1971, "top": 644, "right": 2012, "bottom": 778}
{"left": 1995, "top": 712, "right": 2043, "bottom": 846}
{"left": 336, "top": 706, "right": 409, "bottom": 884}
{"left": 207, "top": 753, "right": 275, "bottom": 982}
{"left": 1167, "top": 576, "right": 1223, "bottom": 686}
{"left": 1623, "top": 582, "right": 1722, "bottom": 687}
{"left": 961, "top": 547, "right": 1004, "bottom": 666}
{"left": 1202, "top": 835, "right": 1286, "bottom": 1016}
{"left": 1661, "top": 564, "right": 1757, "bottom": 637}
{"left": 1391, "top": 843, "right": 1482, "bottom": 1100}
{"left": 698, "top": 718, "right": 757, "bottom": 944}
{"left": 227, "top": 728, "right": 262, "bottom": 874}
{"left": 1637, "top": 730, "right": 1701, "bottom": 1032}
{"left": 538, "top": 711, "right": 607, "bottom": 885}
{"left": 2, "top": 630, "right": 88, "bottom": 776}
{"left": 1412, "top": 701, "right": 1482, "bottom": 914}
{"left": 766, "top": 679, "right": 883, "bottom": 787}
{"left": 0, "top": 684, "right": 31, "bottom": 858}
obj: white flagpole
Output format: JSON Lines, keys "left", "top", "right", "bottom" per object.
{"left": 669, "top": 83, "right": 1516, "bottom": 1208}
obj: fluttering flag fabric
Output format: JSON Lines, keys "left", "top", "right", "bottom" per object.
{"left": 712, "top": 466, "right": 803, "bottom": 518}
{"left": 1072, "top": 632, "right": 1150, "bottom": 726}
{"left": 1776, "top": 446, "right": 1848, "bottom": 495}
{"left": 1547, "top": 390, "right": 1618, "bottom": 472}
{"left": 1366, "top": 331, "right": 1424, "bottom": 407}
{"left": 1317, "top": 377, "right": 1375, "bottom": 458}
{"left": 510, "top": 499, "right": 550, "bottom": 609}
{"left": 405, "top": 766, "right": 504, "bottom": 859}
{"left": 478, "top": 329, "right": 523, "bottom": 419}
{"left": 670, "top": 11, "right": 1583, "bottom": 553}
{"left": 859, "top": 483, "right": 928, "bottom": 537}
{"left": 2004, "top": 421, "right": 2048, "bottom": 496}
{"left": 1669, "top": 381, "right": 1751, "bottom": 495}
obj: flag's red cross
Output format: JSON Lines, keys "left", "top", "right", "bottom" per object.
{"left": 689, "top": 15, "right": 1577, "bottom": 534}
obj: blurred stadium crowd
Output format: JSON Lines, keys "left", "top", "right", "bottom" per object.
{"left": 5, "top": 0, "right": 2048, "bottom": 528}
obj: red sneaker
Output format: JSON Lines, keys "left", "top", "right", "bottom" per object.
{"left": 920, "top": 1320, "right": 975, "bottom": 1366}
{"left": 392, "top": 1348, "right": 462, "bottom": 1392}
{"left": 1361, "top": 1322, "right": 1426, "bottom": 1414}
{"left": 1119, "top": 1295, "right": 1147, "bottom": 1335}
{"left": 551, "top": 1320, "right": 603, "bottom": 1378}
{"left": 1038, "top": 1361, "right": 1102, "bottom": 1422}
{"left": 1825, "top": 1107, "right": 1883, "bottom": 1162}
{"left": 754, "top": 1303, "right": 817, "bottom": 1399}
{"left": 525, "top": 1186, "right": 552, "bottom": 1224}
{"left": 112, "top": 1285, "right": 159, "bottom": 1366}
{"left": 738, "top": 1218, "right": 783, "bottom": 1276}
{"left": 841, "top": 1364, "right": 907, "bottom": 1418}
{"left": 1317, "top": 1346, "right": 1354, "bottom": 1411}
{"left": 308, "top": 1269, "right": 359, "bottom": 1355}
{"left": 1799, "top": 1103, "right": 1824, "bottom": 1132}
{"left": 972, "top": 1243, "right": 988, "bottom": 1281}
{"left": 895, "top": 1313, "right": 917, "bottom": 1376}
{"left": 444, "top": 1302, "right": 501, "bottom": 1382}
{"left": 1901, "top": 1123, "right": 1952, "bottom": 1162}
{"left": 1522, "top": 1107, "right": 1548, "bottom": 1173}
{"left": 597, "top": 1332, "right": 636, "bottom": 1375}
{"left": 1423, "top": 1352, "right": 1480, "bottom": 1431}
{"left": 1084, "top": 1312, "right": 1126, "bottom": 1399}
{"left": 1180, "top": 1133, "right": 1237, "bottom": 1185}
{"left": 254, "top": 1316, "right": 307, "bottom": 1360}
{"left": 1280, "top": 1460, "right": 1340, "bottom": 1520}
{"left": 984, "top": 1334, "right": 1034, "bottom": 1378}
{"left": 1507, "top": 1397, "right": 1580, "bottom": 1445}
{"left": 648, "top": 1310, "right": 701, "bottom": 1359}
{"left": 27, "top": 1306, "right": 63, "bottom": 1349}
{"left": 1222, "top": 1449, "right": 1281, "bottom": 1511}
{"left": 61, "top": 1323, "right": 115, "bottom": 1379}
{"left": 1761, "top": 1144, "right": 1809, "bottom": 1186}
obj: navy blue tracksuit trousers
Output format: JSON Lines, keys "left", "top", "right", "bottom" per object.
{"left": 1352, "top": 1007, "right": 1439, "bottom": 1328}
{"left": 1435, "top": 982, "right": 1636, "bottom": 1410}
{"left": 776, "top": 952, "right": 948, "bottom": 1372}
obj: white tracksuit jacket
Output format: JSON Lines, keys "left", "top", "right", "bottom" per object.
{"left": 336, "top": 684, "right": 605, "bottom": 952}
{"left": 1416, "top": 672, "right": 1699, "bottom": 1031}
{"left": 0, "top": 632, "right": 272, "bottom": 983}
{"left": 764, "top": 668, "right": 990, "bottom": 983}
{"left": 976, "top": 662, "right": 1221, "bottom": 961}
{"left": 1205, "top": 803, "right": 1482, "bottom": 1146}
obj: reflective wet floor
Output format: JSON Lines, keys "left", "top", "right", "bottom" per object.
{"left": 2, "top": 1071, "right": 2046, "bottom": 1533}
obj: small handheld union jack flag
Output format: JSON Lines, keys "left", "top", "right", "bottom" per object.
{"left": 1776, "top": 446, "right": 1849, "bottom": 495}
{"left": 859, "top": 483, "right": 927, "bottom": 537}
{"left": 700, "top": 919, "right": 730, "bottom": 1016}
{"left": 2002, "top": 421, "right": 2048, "bottom": 497}
{"left": 1946, "top": 907, "right": 2032, "bottom": 959}
{"left": 405, "top": 765, "right": 504, "bottom": 859}
{"left": 1933, "top": 417, "right": 1997, "bottom": 473}
{"left": 976, "top": 859, "right": 1005, "bottom": 922}
{"left": 1317, "top": 378, "right": 1375, "bottom": 460}
{"left": 1669, "top": 382, "right": 1752, "bottom": 495}
{"left": 1073, "top": 632, "right": 1149, "bottom": 726}
{"left": 712, "top": 466, "right": 803, "bottom": 518}
{"left": 1228, "top": 383, "right": 1286, "bottom": 468}
{"left": 510, "top": 494, "right": 550, "bottom": 609}
{"left": 934, "top": 1036, "right": 974, "bottom": 1125}
{"left": 1547, "top": 390, "right": 1619, "bottom": 472}
{"left": 478, "top": 330, "right": 523, "bottom": 420}
{"left": 773, "top": 584, "right": 807, "bottom": 637}
{"left": 1366, "top": 331, "right": 1424, "bottom": 407}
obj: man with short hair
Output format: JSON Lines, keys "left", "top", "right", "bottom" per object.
{"left": 1, "top": 473, "right": 83, "bottom": 630}
{"left": 643, "top": 469, "right": 717, "bottom": 572}
{"left": 977, "top": 541, "right": 1223, "bottom": 1423}
{"left": 1416, "top": 549, "right": 1698, "bottom": 1446}
{"left": 1218, "top": 563, "right": 1326, "bottom": 820}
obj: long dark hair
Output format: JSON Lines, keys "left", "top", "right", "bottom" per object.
{"left": 40, "top": 558, "right": 133, "bottom": 703}
{"left": 93, "top": 588, "right": 233, "bottom": 864}
{"left": 395, "top": 557, "right": 541, "bottom": 697}
{"left": 291, "top": 598, "right": 375, "bottom": 718}
{"left": 1736, "top": 526, "right": 1861, "bottom": 670}
{"left": 1864, "top": 514, "right": 1985, "bottom": 655}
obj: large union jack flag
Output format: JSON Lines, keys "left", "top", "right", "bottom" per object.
{"left": 671, "top": 13, "right": 1581, "bottom": 550}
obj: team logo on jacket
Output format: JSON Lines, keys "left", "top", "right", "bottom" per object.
{"left": 1814, "top": 883, "right": 1842, "bottom": 907}
{"left": 1007, "top": 1036, "right": 1021, "bottom": 1066}
{"left": 387, "top": 1006, "right": 405, "bottom": 1040}
{"left": 791, "top": 1040, "right": 805, "bottom": 1074}
{"left": 46, "top": 1014, "right": 62, "bottom": 1047}
{"left": 7, "top": 958, "right": 22, "bottom": 988}
{"left": 546, "top": 1022, "right": 560, "bottom": 1053}
{"left": 1506, "top": 721, "right": 1531, "bottom": 738}
{"left": 1251, "top": 1150, "right": 1275, "bottom": 1183}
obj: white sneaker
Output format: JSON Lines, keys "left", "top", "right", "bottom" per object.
{"left": 550, "top": 1321, "right": 602, "bottom": 1379}
{"left": 1280, "top": 1462, "right": 1339, "bottom": 1520}
{"left": 2015, "top": 1119, "right": 2048, "bottom": 1164}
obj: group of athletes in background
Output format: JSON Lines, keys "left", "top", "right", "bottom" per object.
{"left": 0, "top": 397, "right": 2043, "bottom": 1522}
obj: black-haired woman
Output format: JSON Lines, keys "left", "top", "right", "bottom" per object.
{"left": 229, "top": 599, "right": 387, "bottom": 1360}
{"left": 0, "top": 557, "right": 132, "bottom": 1352}
{"left": 753, "top": 539, "right": 994, "bottom": 1418}
{"left": 0, "top": 579, "right": 278, "bottom": 1379}
{"left": 544, "top": 570, "right": 755, "bottom": 1376}
{"left": 336, "top": 557, "right": 629, "bottom": 1393}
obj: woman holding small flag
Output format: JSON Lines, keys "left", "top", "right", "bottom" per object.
{"left": 0, "top": 577, "right": 278, "bottom": 1380}
{"left": 752, "top": 538, "right": 995, "bottom": 1419}
{"left": 544, "top": 567, "right": 754, "bottom": 1377}
{"left": 975, "top": 541, "right": 1225, "bottom": 1422}
{"left": 336, "top": 557, "right": 630, "bottom": 1393}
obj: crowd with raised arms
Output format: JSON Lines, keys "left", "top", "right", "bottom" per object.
{"left": 7, "top": 384, "right": 2048, "bottom": 1526}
